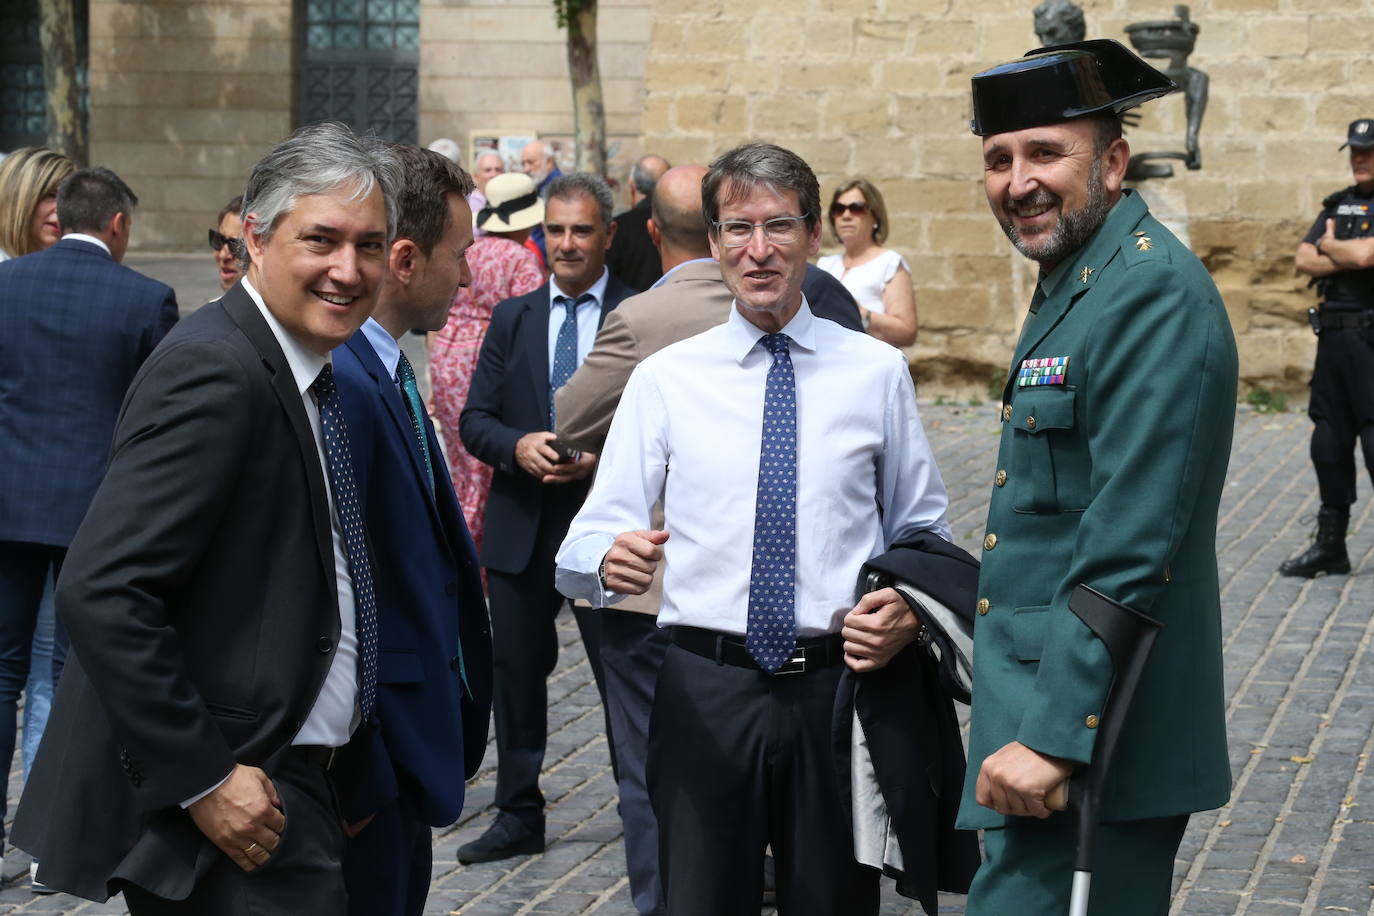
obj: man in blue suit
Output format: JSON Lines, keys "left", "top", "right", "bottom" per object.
{"left": 0, "top": 166, "right": 178, "bottom": 851}
{"left": 458, "top": 173, "right": 635, "bottom": 863}
{"left": 332, "top": 145, "right": 493, "bottom": 915}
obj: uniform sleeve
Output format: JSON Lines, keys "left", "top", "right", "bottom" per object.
{"left": 1015, "top": 260, "right": 1237, "bottom": 763}
{"left": 555, "top": 363, "right": 669, "bottom": 606}
{"left": 1303, "top": 209, "right": 1331, "bottom": 245}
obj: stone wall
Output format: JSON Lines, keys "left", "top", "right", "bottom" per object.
{"left": 641, "top": 0, "right": 1369, "bottom": 398}
{"left": 88, "top": 0, "right": 294, "bottom": 250}
{"left": 419, "top": 0, "right": 651, "bottom": 202}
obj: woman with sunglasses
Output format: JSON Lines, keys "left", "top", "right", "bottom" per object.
{"left": 208, "top": 195, "right": 245, "bottom": 291}
{"left": 817, "top": 179, "right": 918, "bottom": 347}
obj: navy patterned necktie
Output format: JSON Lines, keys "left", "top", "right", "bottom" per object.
{"left": 396, "top": 352, "right": 435, "bottom": 497}
{"left": 311, "top": 364, "right": 378, "bottom": 725}
{"left": 746, "top": 333, "right": 798, "bottom": 673}
{"left": 548, "top": 293, "right": 595, "bottom": 428}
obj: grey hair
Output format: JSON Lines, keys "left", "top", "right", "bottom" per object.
{"left": 702, "top": 142, "right": 821, "bottom": 232}
{"left": 240, "top": 122, "right": 401, "bottom": 256}
{"left": 546, "top": 172, "right": 615, "bottom": 229}
{"left": 631, "top": 162, "right": 657, "bottom": 197}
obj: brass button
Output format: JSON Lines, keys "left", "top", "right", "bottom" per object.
{"left": 1085, "top": 714, "right": 1099, "bottom": 729}
{"left": 995, "top": 469, "right": 1007, "bottom": 487}
{"left": 1026, "top": 415, "right": 1037, "bottom": 430}
{"left": 1001, "top": 404, "right": 1012, "bottom": 422}
{"left": 983, "top": 533, "right": 998, "bottom": 551}
{"left": 976, "top": 598, "right": 990, "bottom": 615}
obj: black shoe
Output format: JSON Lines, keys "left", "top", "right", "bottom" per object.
{"left": 1279, "top": 507, "right": 1351, "bottom": 578}
{"left": 456, "top": 813, "right": 544, "bottom": 864}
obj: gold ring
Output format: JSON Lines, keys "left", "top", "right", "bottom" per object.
{"left": 244, "top": 841, "right": 262, "bottom": 856}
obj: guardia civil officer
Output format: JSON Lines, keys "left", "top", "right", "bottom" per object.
{"left": 1279, "top": 118, "right": 1374, "bottom": 578}
{"left": 960, "top": 41, "right": 1237, "bottom": 915}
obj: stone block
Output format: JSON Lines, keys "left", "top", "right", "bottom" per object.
{"left": 911, "top": 19, "right": 976, "bottom": 54}
{"left": 640, "top": 95, "right": 673, "bottom": 135}
{"left": 879, "top": 60, "right": 942, "bottom": 93}
{"left": 848, "top": 136, "right": 921, "bottom": 180}
{"left": 788, "top": 61, "right": 875, "bottom": 93}
{"left": 646, "top": 58, "right": 729, "bottom": 92}
{"left": 1246, "top": 18, "right": 1311, "bottom": 57}
{"left": 728, "top": 61, "right": 781, "bottom": 95}
{"left": 806, "top": 17, "right": 856, "bottom": 57}
{"left": 894, "top": 93, "right": 971, "bottom": 138}
{"left": 1238, "top": 95, "right": 1311, "bottom": 133}
{"left": 674, "top": 93, "right": 746, "bottom": 134}
{"left": 1264, "top": 138, "right": 1340, "bottom": 179}
{"left": 640, "top": 135, "right": 715, "bottom": 169}
{"left": 917, "top": 282, "right": 999, "bottom": 331}
{"left": 779, "top": 137, "right": 852, "bottom": 176}
{"left": 89, "top": 105, "right": 286, "bottom": 145}
{"left": 679, "top": 19, "right": 747, "bottom": 57}
{"left": 1310, "top": 16, "right": 1374, "bottom": 53}
{"left": 886, "top": 178, "right": 982, "bottom": 216}
{"left": 1316, "top": 94, "right": 1372, "bottom": 132}
{"left": 1212, "top": 0, "right": 1280, "bottom": 11}
{"left": 89, "top": 35, "right": 294, "bottom": 75}
{"left": 748, "top": 19, "right": 805, "bottom": 58}
{"left": 925, "top": 214, "right": 1004, "bottom": 255}
{"left": 822, "top": 92, "right": 892, "bottom": 138}
{"left": 914, "top": 136, "right": 983, "bottom": 179}
{"left": 750, "top": 93, "right": 821, "bottom": 137}
{"left": 1272, "top": 58, "right": 1346, "bottom": 92}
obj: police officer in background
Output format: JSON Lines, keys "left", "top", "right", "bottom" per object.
{"left": 1281, "top": 118, "right": 1374, "bottom": 578}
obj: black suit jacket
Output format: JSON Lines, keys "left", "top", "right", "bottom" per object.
{"left": 605, "top": 198, "right": 661, "bottom": 293}
{"left": 459, "top": 276, "right": 635, "bottom": 574}
{"left": 12, "top": 283, "right": 342, "bottom": 903}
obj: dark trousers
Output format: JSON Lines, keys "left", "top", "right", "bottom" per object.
{"left": 646, "top": 643, "right": 878, "bottom": 916}
{"left": 343, "top": 792, "right": 431, "bottom": 916}
{"left": 487, "top": 529, "right": 612, "bottom": 830}
{"left": 966, "top": 815, "right": 1188, "bottom": 916}
{"left": 1309, "top": 327, "right": 1374, "bottom": 507}
{"left": 122, "top": 748, "right": 347, "bottom": 916}
{"left": 0, "top": 541, "right": 69, "bottom": 846}
{"left": 601, "top": 610, "right": 670, "bottom": 916}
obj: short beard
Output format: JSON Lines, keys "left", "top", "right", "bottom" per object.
{"left": 998, "top": 157, "right": 1112, "bottom": 267}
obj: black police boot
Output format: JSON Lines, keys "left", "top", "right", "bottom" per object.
{"left": 1279, "top": 507, "right": 1351, "bottom": 577}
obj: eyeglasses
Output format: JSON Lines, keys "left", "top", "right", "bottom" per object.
{"left": 208, "top": 229, "right": 239, "bottom": 252}
{"left": 829, "top": 201, "right": 869, "bottom": 218}
{"left": 711, "top": 215, "right": 810, "bottom": 248}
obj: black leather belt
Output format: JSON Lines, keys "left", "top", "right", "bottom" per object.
{"left": 288, "top": 744, "right": 340, "bottom": 770}
{"left": 670, "top": 626, "right": 844, "bottom": 675}
{"left": 1311, "top": 307, "right": 1374, "bottom": 332}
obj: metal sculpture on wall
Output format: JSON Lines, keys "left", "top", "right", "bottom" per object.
{"left": 1033, "top": 0, "right": 1086, "bottom": 47}
{"left": 1123, "top": 5, "right": 1210, "bottom": 180}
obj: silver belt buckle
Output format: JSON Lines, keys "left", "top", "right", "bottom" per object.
{"left": 775, "top": 648, "right": 808, "bottom": 675}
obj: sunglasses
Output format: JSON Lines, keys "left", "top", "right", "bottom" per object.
{"left": 208, "top": 229, "right": 239, "bottom": 251}
{"left": 829, "top": 201, "right": 869, "bottom": 218}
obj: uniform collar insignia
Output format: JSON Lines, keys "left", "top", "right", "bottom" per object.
{"left": 1079, "top": 266, "right": 1094, "bottom": 284}
{"left": 1135, "top": 236, "right": 1154, "bottom": 250}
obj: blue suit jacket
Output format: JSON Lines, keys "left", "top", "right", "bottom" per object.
{"left": 459, "top": 276, "right": 635, "bottom": 574}
{"left": 333, "top": 330, "right": 493, "bottom": 826}
{"left": 0, "top": 237, "right": 178, "bottom": 547}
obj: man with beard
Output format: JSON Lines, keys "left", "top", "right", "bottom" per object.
{"left": 959, "top": 41, "right": 1237, "bottom": 914}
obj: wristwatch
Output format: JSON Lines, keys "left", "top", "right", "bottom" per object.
{"left": 598, "top": 553, "right": 609, "bottom": 591}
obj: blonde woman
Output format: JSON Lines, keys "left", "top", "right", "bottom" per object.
{"left": 816, "top": 179, "right": 918, "bottom": 347}
{"left": 0, "top": 147, "right": 75, "bottom": 260}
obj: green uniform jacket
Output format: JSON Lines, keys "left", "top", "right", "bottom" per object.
{"left": 957, "top": 190, "right": 1237, "bottom": 830}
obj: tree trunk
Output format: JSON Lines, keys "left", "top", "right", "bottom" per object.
{"left": 565, "top": 0, "right": 606, "bottom": 177}
{"left": 38, "top": 0, "right": 87, "bottom": 165}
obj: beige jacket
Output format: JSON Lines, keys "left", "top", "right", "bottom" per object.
{"left": 555, "top": 259, "right": 733, "bottom": 614}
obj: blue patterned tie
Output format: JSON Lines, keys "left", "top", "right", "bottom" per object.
{"left": 746, "top": 333, "right": 798, "bottom": 673}
{"left": 548, "top": 293, "right": 594, "bottom": 428}
{"left": 396, "top": 352, "right": 435, "bottom": 497}
{"left": 311, "top": 364, "right": 378, "bottom": 725}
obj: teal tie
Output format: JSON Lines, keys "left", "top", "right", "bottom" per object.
{"left": 396, "top": 352, "right": 435, "bottom": 497}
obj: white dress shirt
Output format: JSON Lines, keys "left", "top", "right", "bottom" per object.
{"left": 62, "top": 232, "right": 112, "bottom": 256}
{"left": 243, "top": 278, "right": 359, "bottom": 747}
{"left": 548, "top": 268, "right": 609, "bottom": 370}
{"left": 555, "top": 299, "right": 951, "bottom": 637}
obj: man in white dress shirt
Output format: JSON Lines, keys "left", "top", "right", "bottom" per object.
{"left": 555, "top": 143, "right": 951, "bottom": 916}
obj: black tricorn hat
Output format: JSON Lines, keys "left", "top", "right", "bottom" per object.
{"left": 970, "top": 38, "right": 1178, "bottom": 137}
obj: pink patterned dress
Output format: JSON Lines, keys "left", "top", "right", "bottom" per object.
{"left": 430, "top": 236, "right": 545, "bottom": 552}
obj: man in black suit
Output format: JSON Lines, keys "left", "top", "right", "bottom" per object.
{"left": 332, "top": 145, "right": 493, "bottom": 916}
{"left": 605, "top": 154, "right": 670, "bottom": 292}
{"left": 458, "top": 172, "right": 635, "bottom": 863}
{"left": 11, "top": 122, "right": 400, "bottom": 914}
{"left": 0, "top": 167, "right": 178, "bottom": 856}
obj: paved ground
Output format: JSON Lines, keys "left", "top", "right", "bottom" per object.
{"left": 6, "top": 262, "right": 1373, "bottom": 913}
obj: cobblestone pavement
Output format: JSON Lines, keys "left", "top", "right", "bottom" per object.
{"left": 4, "top": 403, "right": 1372, "bottom": 915}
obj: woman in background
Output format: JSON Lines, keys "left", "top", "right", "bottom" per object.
{"left": 430, "top": 171, "right": 546, "bottom": 554}
{"left": 817, "top": 179, "right": 918, "bottom": 347}
{"left": 209, "top": 194, "right": 245, "bottom": 292}
{"left": 0, "top": 146, "right": 74, "bottom": 894}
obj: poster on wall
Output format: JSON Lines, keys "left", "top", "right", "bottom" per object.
{"left": 468, "top": 131, "right": 536, "bottom": 174}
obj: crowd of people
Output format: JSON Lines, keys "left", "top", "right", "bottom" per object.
{"left": 5, "top": 31, "right": 1366, "bottom": 916}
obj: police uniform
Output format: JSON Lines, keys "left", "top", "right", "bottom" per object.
{"left": 1280, "top": 119, "right": 1374, "bottom": 577}
{"left": 960, "top": 41, "right": 1238, "bottom": 916}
